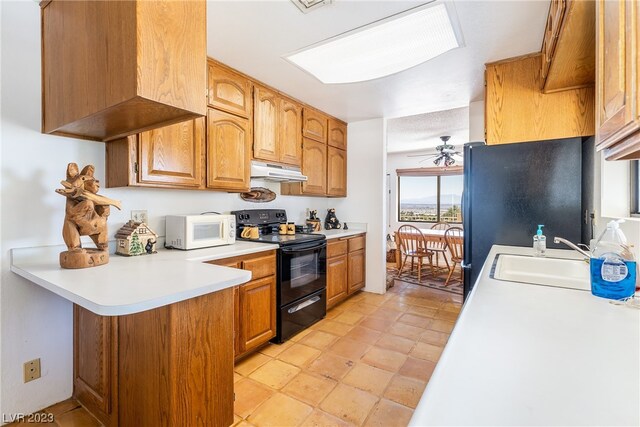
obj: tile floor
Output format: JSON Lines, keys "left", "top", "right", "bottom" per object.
{"left": 8, "top": 278, "right": 462, "bottom": 427}
{"left": 233, "top": 279, "right": 462, "bottom": 427}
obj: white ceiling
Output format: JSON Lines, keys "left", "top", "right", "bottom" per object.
{"left": 387, "top": 106, "right": 468, "bottom": 154}
{"left": 207, "top": 0, "right": 549, "bottom": 123}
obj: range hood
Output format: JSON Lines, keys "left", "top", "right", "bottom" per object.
{"left": 251, "top": 161, "right": 308, "bottom": 182}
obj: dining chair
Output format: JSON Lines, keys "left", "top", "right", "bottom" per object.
{"left": 444, "top": 227, "right": 464, "bottom": 286}
{"left": 429, "top": 222, "right": 450, "bottom": 273}
{"left": 396, "top": 225, "right": 435, "bottom": 283}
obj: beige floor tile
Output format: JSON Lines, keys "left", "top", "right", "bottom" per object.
{"left": 234, "top": 372, "right": 243, "bottom": 383}
{"left": 410, "top": 342, "right": 443, "bottom": 362}
{"left": 54, "top": 409, "right": 101, "bottom": 427}
{"left": 248, "top": 393, "right": 313, "bottom": 427}
{"left": 258, "top": 340, "right": 293, "bottom": 358}
{"left": 440, "top": 302, "right": 462, "bottom": 313}
{"left": 344, "top": 326, "right": 383, "bottom": 345}
{"left": 298, "top": 330, "right": 340, "bottom": 350}
{"left": 375, "top": 334, "right": 416, "bottom": 354}
{"left": 328, "top": 337, "right": 370, "bottom": 361}
{"left": 383, "top": 375, "right": 427, "bottom": 409}
{"left": 249, "top": 359, "right": 301, "bottom": 389}
{"left": 364, "top": 398, "right": 413, "bottom": 427}
{"left": 234, "top": 378, "right": 275, "bottom": 419}
{"left": 301, "top": 409, "right": 352, "bottom": 427}
{"left": 290, "top": 327, "right": 314, "bottom": 342}
{"left": 398, "top": 295, "right": 441, "bottom": 309}
{"left": 429, "top": 319, "right": 456, "bottom": 334}
{"left": 282, "top": 372, "right": 337, "bottom": 406}
{"left": 333, "top": 311, "right": 365, "bottom": 325}
{"left": 307, "top": 353, "right": 354, "bottom": 381}
{"left": 359, "top": 316, "right": 392, "bottom": 332}
{"left": 235, "top": 421, "right": 255, "bottom": 427}
{"left": 314, "top": 320, "right": 354, "bottom": 336}
{"left": 419, "top": 329, "right": 450, "bottom": 346}
{"left": 398, "top": 357, "right": 436, "bottom": 382}
{"left": 434, "top": 309, "right": 460, "bottom": 322}
{"left": 234, "top": 352, "right": 272, "bottom": 376}
{"left": 369, "top": 307, "right": 402, "bottom": 322}
{"left": 232, "top": 414, "right": 242, "bottom": 425}
{"left": 388, "top": 322, "right": 426, "bottom": 340}
{"left": 398, "top": 313, "right": 433, "bottom": 329}
{"left": 361, "top": 346, "right": 408, "bottom": 372}
{"left": 403, "top": 304, "right": 439, "bottom": 318}
{"left": 325, "top": 307, "right": 344, "bottom": 320}
{"left": 342, "top": 363, "right": 394, "bottom": 395}
{"left": 277, "top": 343, "right": 322, "bottom": 368}
{"left": 320, "top": 383, "right": 379, "bottom": 425}
{"left": 349, "top": 303, "right": 380, "bottom": 316}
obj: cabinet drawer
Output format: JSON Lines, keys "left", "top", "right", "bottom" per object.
{"left": 242, "top": 253, "right": 276, "bottom": 280}
{"left": 327, "top": 240, "right": 348, "bottom": 258}
{"left": 348, "top": 235, "right": 365, "bottom": 252}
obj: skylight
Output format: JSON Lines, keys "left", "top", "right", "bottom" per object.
{"left": 284, "top": 3, "right": 461, "bottom": 84}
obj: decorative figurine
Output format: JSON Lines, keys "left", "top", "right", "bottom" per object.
{"left": 343, "top": 222, "right": 349, "bottom": 230}
{"left": 115, "top": 220, "right": 158, "bottom": 256}
{"left": 324, "top": 208, "right": 342, "bottom": 230}
{"left": 240, "top": 187, "right": 276, "bottom": 203}
{"left": 306, "top": 209, "right": 321, "bottom": 232}
{"left": 55, "top": 163, "right": 121, "bottom": 269}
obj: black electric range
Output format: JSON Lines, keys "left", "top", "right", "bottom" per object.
{"left": 232, "top": 209, "right": 327, "bottom": 342}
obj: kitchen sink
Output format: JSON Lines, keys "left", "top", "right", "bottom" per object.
{"left": 492, "top": 254, "right": 590, "bottom": 291}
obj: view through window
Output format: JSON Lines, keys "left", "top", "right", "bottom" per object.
{"left": 398, "top": 174, "right": 463, "bottom": 223}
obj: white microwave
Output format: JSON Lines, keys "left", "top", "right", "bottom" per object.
{"left": 165, "top": 214, "right": 236, "bottom": 250}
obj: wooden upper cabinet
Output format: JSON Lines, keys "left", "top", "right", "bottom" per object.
{"left": 206, "top": 108, "right": 251, "bottom": 192}
{"left": 279, "top": 97, "right": 303, "bottom": 166}
{"left": 138, "top": 119, "right": 205, "bottom": 188}
{"left": 303, "top": 108, "right": 328, "bottom": 143}
{"left": 253, "top": 85, "right": 280, "bottom": 162}
{"left": 208, "top": 60, "right": 253, "bottom": 119}
{"left": 328, "top": 119, "right": 348, "bottom": 150}
{"left": 485, "top": 54, "right": 594, "bottom": 144}
{"left": 327, "top": 147, "right": 347, "bottom": 197}
{"left": 595, "top": 0, "right": 640, "bottom": 159}
{"left": 301, "top": 138, "right": 328, "bottom": 195}
{"left": 41, "top": 0, "right": 206, "bottom": 142}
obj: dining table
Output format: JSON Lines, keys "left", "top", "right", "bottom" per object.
{"left": 393, "top": 227, "right": 464, "bottom": 270}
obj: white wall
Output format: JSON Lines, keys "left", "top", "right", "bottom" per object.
{"left": 333, "top": 119, "right": 387, "bottom": 294}
{"left": 0, "top": 1, "right": 331, "bottom": 416}
{"left": 468, "top": 100, "right": 485, "bottom": 142}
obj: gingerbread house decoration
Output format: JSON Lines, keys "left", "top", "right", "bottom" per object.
{"left": 115, "top": 220, "right": 158, "bottom": 256}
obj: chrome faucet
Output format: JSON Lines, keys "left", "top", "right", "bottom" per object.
{"left": 553, "top": 237, "right": 591, "bottom": 259}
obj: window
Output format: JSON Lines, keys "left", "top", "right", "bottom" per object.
{"left": 398, "top": 174, "right": 463, "bottom": 223}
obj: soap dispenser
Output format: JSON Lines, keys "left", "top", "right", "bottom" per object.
{"left": 533, "top": 224, "right": 546, "bottom": 257}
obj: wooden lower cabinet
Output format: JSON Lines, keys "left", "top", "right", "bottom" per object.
{"left": 326, "top": 234, "right": 366, "bottom": 309}
{"left": 73, "top": 288, "right": 234, "bottom": 427}
{"left": 208, "top": 251, "right": 277, "bottom": 359}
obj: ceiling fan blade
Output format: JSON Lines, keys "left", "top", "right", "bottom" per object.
{"left": 418, "top": 155, "right": 439, "bottom": 163}
{"left": 407, "top": 153, "right": 434, "bottom": 158}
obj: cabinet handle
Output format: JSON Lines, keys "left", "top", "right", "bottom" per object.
{"left": 287, "top": 296, "right": 321, "bottom": 314}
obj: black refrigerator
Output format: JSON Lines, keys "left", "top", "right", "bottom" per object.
{"left": 462, "top": 137, "right": 595, "bottom": 299}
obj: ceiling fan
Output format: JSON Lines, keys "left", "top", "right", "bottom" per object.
{"left": 408, "top": 136, "right": 463, "bottom": 167}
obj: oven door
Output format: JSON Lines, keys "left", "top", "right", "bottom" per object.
{"left": 278, "top": 240, "right": 327, "bottom": 307}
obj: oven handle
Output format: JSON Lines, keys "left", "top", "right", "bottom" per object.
{"left": 280, "top": 241, "right": 327, "bottom": 253}
{"left": 287, "top": 295, "right": 322, "bottom": 314}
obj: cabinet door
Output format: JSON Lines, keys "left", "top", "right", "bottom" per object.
{"left": 137, "top": 118, "right": 205, "bottom": 188}
{"left": 206, "top": 108, "right": 251, "bottom": 192}
{"left": 327, "top": 147, "right": 347, "bottom": 197}
{"left": 327, "top": 255, "right": 348, "bottom": 309}
{"left": 237, "top": 276, "right": 276, "bottom": 355}
{"left": 74, "top": 305, "right": 117, "bottom": 426}
{"left": 302, "top": 108, "right": 328, "bottom": 143}
{"left": 348, "top": 249, "right": 365, "bottom": 294}
{"left": 207, "top": 61, "right": 252, "bottom": 118}
{"left": 596, "top": 0, "right": 639, "bottom": 148}
{"left": 301, "top": 138, "right": 327, "bottom": 195}
{"left": 328, "top": 119, "right": 347, "bottom": 150}
{"left": 253, "top": 85, "right": 279, "bottom": 162}
{"left": 279, "top": 97, "right": 303, "bottom": 166}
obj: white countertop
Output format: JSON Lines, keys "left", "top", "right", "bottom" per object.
{"left": 10, "top": 241, "right": 276, "bottom": 316}
{"left": 316, "top": 228, "right": 367, "bottom": 240}
{"left": 410, "top": 245, "right": 640, "bottom": 426}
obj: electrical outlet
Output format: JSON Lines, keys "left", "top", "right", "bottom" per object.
{"left": 131, "top": 210, "right": 148, "bottom": 224}
{"left": 24, "top": 358, "right": 41, "bottom": 383}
